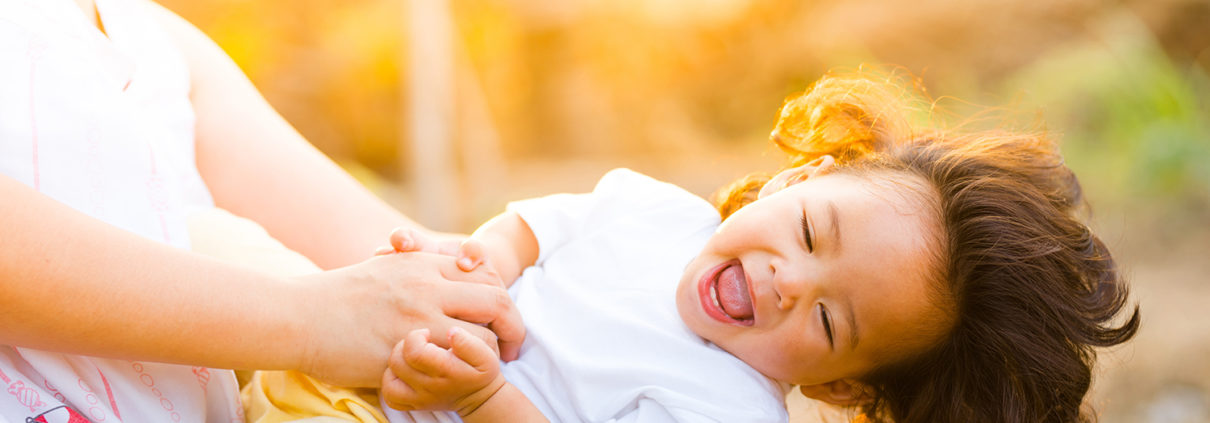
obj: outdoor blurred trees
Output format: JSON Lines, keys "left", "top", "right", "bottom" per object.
{"left": 159, "top": 0, "right": 1210, "bottom": 420}
{"left": 161, "top": 0, "right": 1208, "bottom": 228}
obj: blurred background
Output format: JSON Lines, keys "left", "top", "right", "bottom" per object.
{"left": 158, "top": 0, "right": 1210, "bottom": 421}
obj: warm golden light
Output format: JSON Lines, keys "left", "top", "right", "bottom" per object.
{"left": 159, "top": 1, "right": 1210, "bottom": 420}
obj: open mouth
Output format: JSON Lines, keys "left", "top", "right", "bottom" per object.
{"left": 697, "top": 259, "right": 755, "bottom": 326}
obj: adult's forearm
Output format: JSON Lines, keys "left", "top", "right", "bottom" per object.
{"left": 0, "top": 175, "right": 308, "bottom": 371}
{"left": 147, "top": 0, "right": 425, "bottom": 270}
{"left": 196, "top": 114, "right": 422, "bottom": 270}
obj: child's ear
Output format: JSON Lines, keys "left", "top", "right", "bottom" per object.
{"left": 798, "top": 379, "right": 872, "bottom": 406}
{"left": 757, "top": 155, "right": 835, "bottom": 199}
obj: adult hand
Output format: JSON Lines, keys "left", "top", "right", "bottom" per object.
{"left": 291, "top": 252, "right": 524, "bottom": 388}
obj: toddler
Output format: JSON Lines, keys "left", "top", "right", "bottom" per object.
{"left": 276, "top": 71, "right": 1140, "bottom": 423}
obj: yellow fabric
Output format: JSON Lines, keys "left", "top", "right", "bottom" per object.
{"left": 186, "top": 208, "right": 388, "bottom": 423}
{"left": 241, "top": 370, "right": 387, "bottom": 423}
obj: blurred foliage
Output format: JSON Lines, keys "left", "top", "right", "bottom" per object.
{"left": 156, "top": 0, "right": 1210, "bottom": 221}
{"left": 157, "top": 1, "right": 1210, "bottom": 420}
{"left": 1002, "top": 11, "right": 1210, "bottom": 210}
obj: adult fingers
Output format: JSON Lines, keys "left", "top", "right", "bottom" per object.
{"left": 439, "top": 283, "right": 525, "bottom": 362}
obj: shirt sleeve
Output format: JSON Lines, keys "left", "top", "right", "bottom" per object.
{"left": 505, "top": 169, "right": 627, "bottom": 266}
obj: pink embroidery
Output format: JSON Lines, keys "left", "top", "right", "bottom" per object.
{"left": 191, "top": 367, "right": 210, "bottom": 390}
{"left": 129, "top": 362, "right": 181, "bottom": 422}
{"left": 41, "top": 379, "right": 66, "bottom": 405}
{"left": 96, "top": 367, "right": 121, "bottom": 420}
{"left": 233, "top": 398, "right": 245, "bottom": 423}
{"left": 6, "top": 380, "right": 45, "bottom": 413}
{"left": 75, "top": 379, "right": 107, "bottom": 421}
{"left": 1, "top": 368, "right": 49, "bottom": 413}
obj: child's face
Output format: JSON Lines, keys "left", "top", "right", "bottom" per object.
{"left": 676, "top": 160, "right": 949, "bottom": 402}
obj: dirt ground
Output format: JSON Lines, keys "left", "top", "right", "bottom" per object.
{"left": 1088, "top": 217, "right": 1210, "bottom": 423}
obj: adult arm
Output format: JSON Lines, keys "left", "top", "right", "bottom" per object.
{"left": 147, "top": 1, "right": 425, "bottom": 270}
{"left": 0, "top": 175, "right": 302, "bottom": 370}
{"left": 0, "top": 174, "right": 517, "bottom": 386}
{"left": 146, "top": 1, "right": 525, "bottom": 369}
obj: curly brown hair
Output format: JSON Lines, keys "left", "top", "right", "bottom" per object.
{"left": 714, "top": 70, "right": 1140, "bottom": 422}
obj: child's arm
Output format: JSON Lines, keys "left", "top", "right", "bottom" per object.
{"left": 461, "top": 382, "right": 546, "bottom": 423}
{"left": 382, "top": 328, "right": 548, "bottom": 422}
{"left": 466, "top": 212, "right": 539, "bottom": 288}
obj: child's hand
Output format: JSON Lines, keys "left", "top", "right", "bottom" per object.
{"left": 381, "top": 327, "right": 507, "bottom": 417}
{"left": 374, "top": 228, "right": 487, "bottom": 273}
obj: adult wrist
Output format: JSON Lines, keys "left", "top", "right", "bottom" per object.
{"left": 269, "top": 273, "right": 322, "bottom": 373}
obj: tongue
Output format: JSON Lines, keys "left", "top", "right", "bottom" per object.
{"left": 717, "top": 265, "right": 753, "bottom": 320}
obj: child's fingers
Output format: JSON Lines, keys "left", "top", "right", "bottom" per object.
{"left": 389, "top": 228, "right": 423, "bottom": 253}
{"left": 380, "top": 368, "right": 421, "bottom": 411}
{"left": 384, "top": 338, "right": 439, "bottom": 410}
{"left": 447, "top": 326, "right": 499, "bottom": 372}
{"left": 387, "top": 336, "right": 418, "bottom": 380}
{"left": 436, "top": 283, "right": 523, "bottom": 361}
{"left": 374, "top": 245, "right": 395, "bottom": 256}
{"left": 401, "top": 329, "right": 457, "bottom": 376}
{"left": 397, "top": 328, "right": 431, "bottom": 372}
{"left": 455, "top": 240, "right": 486, "bottom": 272}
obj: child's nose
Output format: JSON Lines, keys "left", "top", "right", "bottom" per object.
{"left": 772, "top": 263, "right": 812, "bottom": 310}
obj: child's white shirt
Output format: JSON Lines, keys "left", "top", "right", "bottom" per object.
{"left": 387, "top": 169, "right": 789, "bottom": 423}
{"left": 0, "top": 0, "right": 241, "bottom": 421}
